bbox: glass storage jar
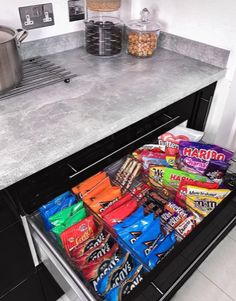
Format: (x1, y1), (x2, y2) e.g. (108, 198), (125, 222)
(86, 0), (121, 12)
(85, 16), (123, 56)
(126, 8), (160, 58)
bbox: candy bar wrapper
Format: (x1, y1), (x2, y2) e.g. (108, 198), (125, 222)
(70, 227), (107, 259)
(179, 141), (233, 175)
(167, 213), (185, 228)
(104, 265), (144, 301)
(100, 192), (132, 218)
(97, 252), (135, 296)
(74, 235), (116, 267)
(186, 186), (231, 200)
(186, 195), (223, 217)
(204, 160), (230, 184)
(81, 246), (121, 292)
(60, 216), (97, 254)
(175, 216), (196, 238)
(141, 194), (164, 217)
(164, 202), (188, 220)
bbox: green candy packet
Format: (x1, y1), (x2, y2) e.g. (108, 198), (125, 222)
(49, 201), (84, 227)
(52, 207), (87, 246)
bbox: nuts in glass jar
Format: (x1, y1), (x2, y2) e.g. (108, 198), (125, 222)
(128, 32), (158, 57)
(86, 0), (121, 12)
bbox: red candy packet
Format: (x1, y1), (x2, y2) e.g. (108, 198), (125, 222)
(100, 192), (132, 218)
(60, 216), (97, 254)
(175, 180), (219, 208)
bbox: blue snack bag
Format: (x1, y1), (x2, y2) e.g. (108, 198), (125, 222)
(97, 252), (135, 296)
(39, 191), (71, 214)
(132, 217), (163, 266)
(104, 265), (144, 301)
(114, 207), (145, 233)
(118, 213), (155, 247)
(148, 231), (176, 270)
(39, 193), (76, 230)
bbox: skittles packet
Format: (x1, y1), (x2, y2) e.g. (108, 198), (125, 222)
(179, 141), (233, 175)
(97, 252), (134, 296)
(60, 216), (97, 254)
(104, 265), (144, 301)
(81, 247), (121, 292)
(186, 195), (223, 217)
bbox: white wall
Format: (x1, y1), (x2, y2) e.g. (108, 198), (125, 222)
(0, 0), (86, 41)
(132, 0), (236, 150)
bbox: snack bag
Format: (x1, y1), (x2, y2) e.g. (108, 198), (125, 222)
(149, 166), (166, 187)
(74, 235), (117, 267)
(39, 193), (76, 230)
(114, 207), (145, 233)
(147, 231), (176, 269)
(104, 265), (144, 301)
(60, 216), (97, 254)
(133, 145), (164, 161)
(70, 227), (107, 259)
(100, 192), (133, 218)
(118, 213), (155, 247)
(88, 186), (122, 214)
(96, 252), (134, 296)
(132, 218), (163, 265)
(49, 201), (84, 227)
(175, 180), (219, 208)
(103, 198), (138, 227)
(179, 141), (233, 175)
(186, 195), (223, 217)
(72, 171), (107, 196)
(52, 207), (87, 245)
(186, 186), (231, 199)
(83, 177), (112, 206)
(81, 247), (121, 292)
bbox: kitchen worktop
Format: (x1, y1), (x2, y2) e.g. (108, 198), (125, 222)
(0, 46), (226, 190)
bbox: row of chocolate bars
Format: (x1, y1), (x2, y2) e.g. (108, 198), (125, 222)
(39, 126), (234, 301)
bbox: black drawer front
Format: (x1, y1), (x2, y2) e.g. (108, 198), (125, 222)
(0, 191), (19, 232)
(9, 92), (195, 215)
(0, 272), (45, 301)
(0, 222), (35, 297)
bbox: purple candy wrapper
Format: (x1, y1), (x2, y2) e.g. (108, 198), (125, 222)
(204, 160), (230, 184)
(179, 142), (233, 175)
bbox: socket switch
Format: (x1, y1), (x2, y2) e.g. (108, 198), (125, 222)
(19, 3), (55, 30)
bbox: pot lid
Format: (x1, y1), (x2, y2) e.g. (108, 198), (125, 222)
(0, 26), (15, 44)
(126, 8), (160, 32)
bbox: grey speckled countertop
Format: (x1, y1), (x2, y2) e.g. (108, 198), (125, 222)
(0, 47), (226, 190)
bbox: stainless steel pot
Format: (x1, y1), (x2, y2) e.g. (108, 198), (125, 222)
(0, 26), (28, 93)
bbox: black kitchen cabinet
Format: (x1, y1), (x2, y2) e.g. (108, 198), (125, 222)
(0, 191), (19, 232)
(0, 221), (35, 297)
(0, 272), (45, 301)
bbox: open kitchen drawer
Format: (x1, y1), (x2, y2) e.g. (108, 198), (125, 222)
(7, 82), (236, 300)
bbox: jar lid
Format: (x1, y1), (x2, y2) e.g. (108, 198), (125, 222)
(0, 26), (15, 44)
(126, 8), (160, 32)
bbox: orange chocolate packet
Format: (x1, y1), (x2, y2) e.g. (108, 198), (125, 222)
(72, 172), (107, 196)
(89, 186), (122, 214)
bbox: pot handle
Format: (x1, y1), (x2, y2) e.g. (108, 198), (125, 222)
(16, 28), (28, 47)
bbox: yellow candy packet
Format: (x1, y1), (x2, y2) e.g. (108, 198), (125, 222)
(186, 195), (223, 217)
(186, 186), (231, 199)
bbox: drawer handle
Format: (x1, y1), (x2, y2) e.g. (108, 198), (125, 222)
(69, 115), (180, 179)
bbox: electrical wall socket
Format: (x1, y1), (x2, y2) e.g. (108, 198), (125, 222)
(19, 3), (55, 30)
